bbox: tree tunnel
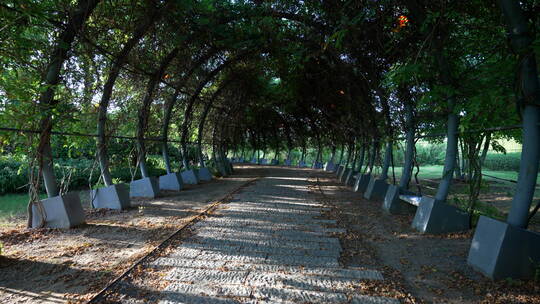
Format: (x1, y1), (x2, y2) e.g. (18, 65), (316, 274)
(1, 0), (539, 282)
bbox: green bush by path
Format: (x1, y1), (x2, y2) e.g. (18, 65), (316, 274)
(0, 155), (169, 195)
(391, 143), (446, 166)
(483, 152), (521, 171)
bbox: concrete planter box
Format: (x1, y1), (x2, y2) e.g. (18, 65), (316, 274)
(225, 161), (233, 175)
(382, 185), (417, 214)
(298, 160), (307, 168)
(411, 196), (470, 234)
(324, 162), (336, 172)
(353, 173), (371, 193)
(130, 177), (159, 198)
(216, 162), (229, 177)
(259, 159), (268, 165)
(32, 192), (85, 228)
(312, 162), (323, 169)
(181, 169), (199, 184)
(344, 170), (358, 186)
(468, 216), (540, 280)
(339, 168), (350, 183)
(198, 167), (213, 181)
(284, 159), (292, 166)
(159, 173), (184, 191)
(364, 177), (390, 200)
(91, 183), (130, 210)
(250, 158), (258, 164)
(270, 159), (279, 165)
(336, 165), (344, 177)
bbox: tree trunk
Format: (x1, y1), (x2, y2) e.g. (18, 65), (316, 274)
(344, 142), (352, 168)
(162, 91), (179, 174)
(367, 141), (376, 174)
(400, 100), (415, 189)
(136, 48), (178, 178)
(357, 142), (366, 173)
(479, 132), (491, 167)
(337, 143), (345, 165)
(41, 136), (59, 197)
(499, 0), (540, 228)
(455, 148), (462, 180)
(36, 0), (101, 200)
(380, 141), (392, 180)
(97, 2), (163, 186)
(433, 45), (460, 202)
(329, 145), (336, 163)
(350, 143), (358, 172)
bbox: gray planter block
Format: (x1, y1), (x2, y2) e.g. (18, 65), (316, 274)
(198, 167), (213, 181)
(284, 159), (292, 166)
(216, 161), (229, 177)
(259, 158), (268, 165)
(382, 185), (416, 214)
(181, 169), (200, 184)
(467, 216), (540, 280)
(324, 162), (336, 172)
(130, 177), (159, 198)
(338, 168), (351, 183)
(32, 192), (85, 228)
(270, 159), (279, 165)
(90, 183), (130, 210)
(339, 168), (351, 183)
(344, 170), (358, 186)
(226, 162), (234, 174)
(159, 173), (184, 191)
(250, 158), (258, 164)
(353, 174), (371, 193)
(298, 160), (307, 168)
(336, 165), (345, 177)
(411, 196), (470, 234)
(364, 177), (390, 200)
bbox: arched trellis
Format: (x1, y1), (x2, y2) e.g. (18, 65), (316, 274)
(2, 0), (537, 283)
(179, 51), (254, 169)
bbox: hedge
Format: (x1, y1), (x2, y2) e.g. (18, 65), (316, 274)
(0, 155), (168, 195)
(483, 152), (521, 171)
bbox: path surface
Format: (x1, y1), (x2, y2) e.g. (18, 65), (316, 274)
(151, 168), (398, 303)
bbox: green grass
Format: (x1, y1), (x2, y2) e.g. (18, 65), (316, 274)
(0, 193), (46, 218)
(387, 165), (540, 183)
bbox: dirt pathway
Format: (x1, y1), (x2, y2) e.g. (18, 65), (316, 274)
(311, 170), (540, 304)
(2, 166), (538, 304)
(0, 166), (268, 303)
(97, 166), (398, 303)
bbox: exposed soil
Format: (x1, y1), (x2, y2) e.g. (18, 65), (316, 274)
(0, 166), (268, 303)
(310, 170), (540, 304)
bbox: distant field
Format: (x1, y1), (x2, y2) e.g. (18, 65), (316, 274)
(386, 165), (539, 184)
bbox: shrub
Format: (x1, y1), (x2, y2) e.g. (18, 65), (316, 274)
(0, 154), (170, 195)
(483, 152), (521, 171)
(391, 142), (446, 166)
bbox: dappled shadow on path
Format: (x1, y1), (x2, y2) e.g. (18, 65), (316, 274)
(0, 256), (111, 303)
